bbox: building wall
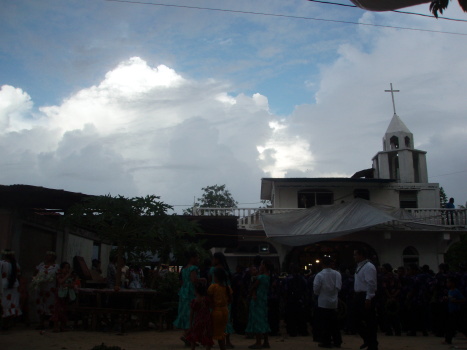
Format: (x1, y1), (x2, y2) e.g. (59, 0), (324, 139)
(64, 233), (94, 268)
(337, 230), (455, 269)
(0, 209), (14, 250)
(272, 181), (440, 209)
(100, 243), (113, 276)
(369, 188), (399, 207)
(19, 223), (58, 280)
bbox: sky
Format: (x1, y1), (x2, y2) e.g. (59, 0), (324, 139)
(1, 0), (466, 212)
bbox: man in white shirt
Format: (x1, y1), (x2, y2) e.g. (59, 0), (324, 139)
(313, 257), (342, 348)
(353, 248), (378, 350)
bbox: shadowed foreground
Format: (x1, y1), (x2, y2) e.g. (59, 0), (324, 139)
(2, 325), (467, 350)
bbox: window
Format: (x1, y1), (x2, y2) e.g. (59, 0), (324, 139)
(354, 189), (370, 200)
(298, 189), (333, 208)
(93, 242), (101, 260)
(390, 136), (399, 149)
(403, 246), (419, 267)
(404, 136), (411, 148)
(399, 190), (418, 208)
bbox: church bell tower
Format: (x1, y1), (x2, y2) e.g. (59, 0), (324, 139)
(372, 84), (428, 183)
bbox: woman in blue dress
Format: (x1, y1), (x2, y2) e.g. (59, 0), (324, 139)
(174, 251), (202, 345)
(208, 252), (235, 348)
(245, 259), (273, 349)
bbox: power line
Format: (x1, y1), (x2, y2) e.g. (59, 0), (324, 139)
(429, 169), (467, 179)
(103, 0), (467, 36)
(304, 0), (467, 22)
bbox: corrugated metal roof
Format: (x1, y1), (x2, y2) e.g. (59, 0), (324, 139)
(0, 184), (92, 210)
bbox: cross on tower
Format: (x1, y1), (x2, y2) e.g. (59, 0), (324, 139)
(385, 83), (400, 115)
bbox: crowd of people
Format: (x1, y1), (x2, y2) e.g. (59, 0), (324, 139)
(1, 247), (466, 350)
(173, 250), (467, 350)
(0, 250), (151, 332)
(1, 250), (83, 332)
(173, 252), (274, 350)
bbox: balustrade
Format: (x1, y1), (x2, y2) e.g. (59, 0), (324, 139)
(193, 207), (467, 231)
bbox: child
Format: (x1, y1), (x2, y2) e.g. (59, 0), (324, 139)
(51, 262), (80, 332)
(444, 277), (466, 345)
(245, 259), (272, 349)
(186, 283), (214, 350)
(208, 252), (235, 348)
(208, 268), (233, 350)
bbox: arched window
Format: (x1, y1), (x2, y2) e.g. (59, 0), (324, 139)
(390, 136), (399, 149)
(298, 189), (333, 208)
(404, 136), (411, 148)
(402, 246), (419, 267)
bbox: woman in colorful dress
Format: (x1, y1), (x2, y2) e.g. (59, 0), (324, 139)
(245, 259), (272, 349)
(208, 252), (235, 348)
(174, 251), (202, 345)
(208, 267), (233, 350)
(186, 282), (214, 350)
(1, 249), (22, 329)
(50, 261), (79, 332)
(32, 251), (59, 329)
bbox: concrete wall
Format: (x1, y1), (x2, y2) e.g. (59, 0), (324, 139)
(0, 209), (14, 251)
(63, 233), (94, 267)
(339, 230), (457, 269)
(272, 181), (439, 209)
(100, 243), (113, 276)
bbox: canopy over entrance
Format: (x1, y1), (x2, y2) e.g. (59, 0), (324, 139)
(260, 198), (427, 247)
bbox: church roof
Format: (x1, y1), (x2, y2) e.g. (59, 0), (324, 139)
(385, 113), (412, 134)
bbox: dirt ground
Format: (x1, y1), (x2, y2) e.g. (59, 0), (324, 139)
(2, 323), (467, 350)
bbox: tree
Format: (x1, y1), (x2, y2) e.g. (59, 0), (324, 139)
(183, 184), (238, 215)
(440, 186), (448, 208)
(198, 184), (238, 208)
(65, 194), (200, 287)
(445, 233), (467, 271)
(349, 0), (466, 18)
(430, 0), (467, 18)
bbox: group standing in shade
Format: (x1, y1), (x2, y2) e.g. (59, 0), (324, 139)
(174, 252), (274, 349)
(1, 249), (22, 329)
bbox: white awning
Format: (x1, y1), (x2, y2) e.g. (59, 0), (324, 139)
(260, 199), (418, 247)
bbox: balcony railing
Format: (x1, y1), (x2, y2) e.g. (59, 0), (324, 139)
(405, 208), (467, 227)
(193, 207), (467, 231)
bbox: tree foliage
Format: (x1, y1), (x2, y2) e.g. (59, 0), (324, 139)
(65, 194), (200, 267)
(440, 186), (448, 208)
(445, 233), (467, 271)
(198, 184), (238, 208)
(430, 0), (467, 18)
(183, 184), (238, 215)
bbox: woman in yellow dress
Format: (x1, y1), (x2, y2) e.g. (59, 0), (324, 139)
(208, 267), (233, 350)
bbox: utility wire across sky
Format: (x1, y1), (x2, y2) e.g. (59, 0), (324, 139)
(103, 0), (467, 36)
(305, 0), (467, 22)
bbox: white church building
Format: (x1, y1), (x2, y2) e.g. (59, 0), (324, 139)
(201, 90), (467, 272)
